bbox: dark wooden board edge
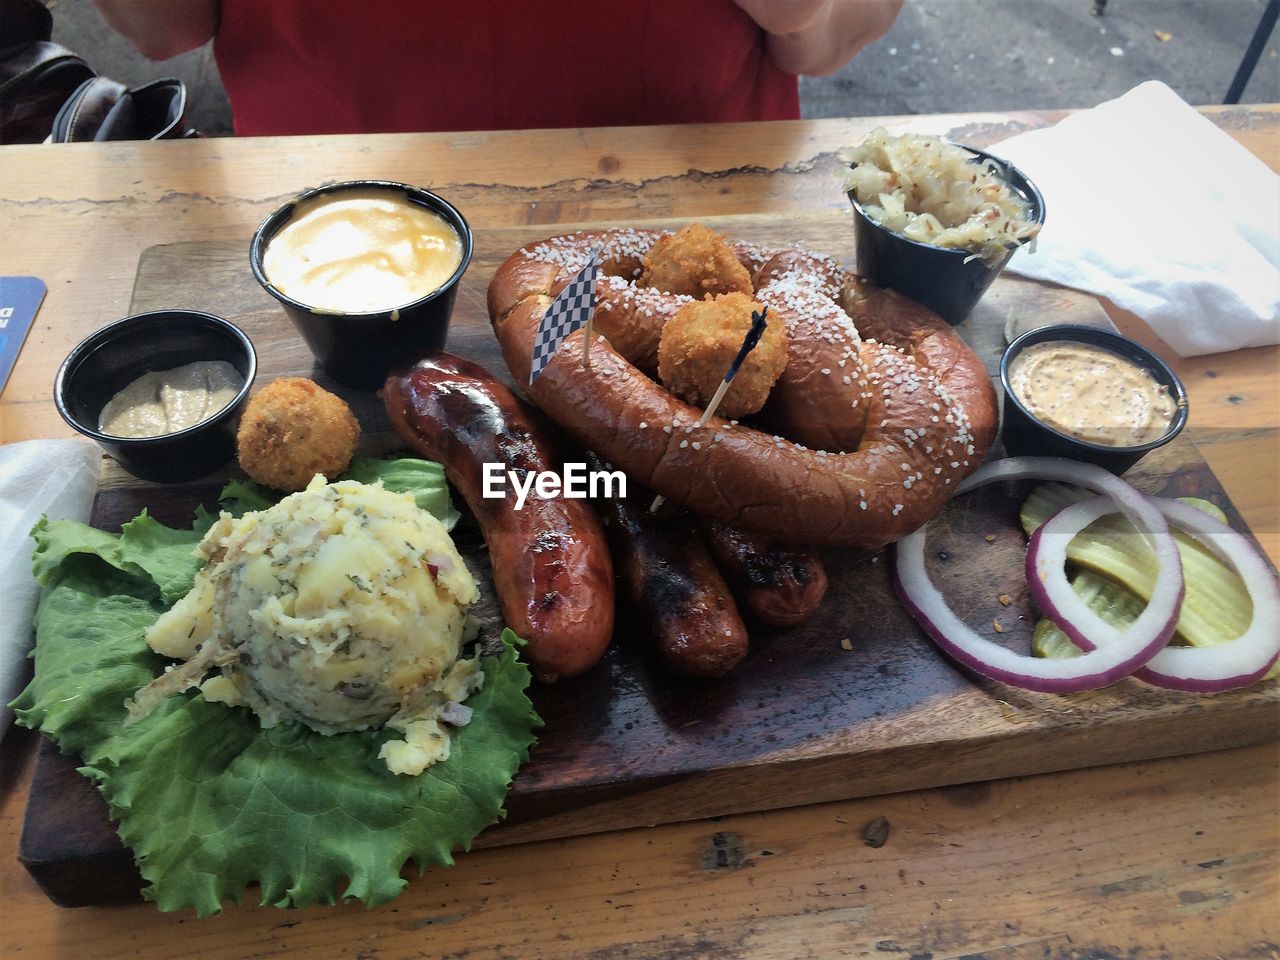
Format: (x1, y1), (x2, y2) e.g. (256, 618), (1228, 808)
(23, 689), (1280, 908)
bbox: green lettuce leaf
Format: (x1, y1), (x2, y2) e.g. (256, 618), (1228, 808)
(12, 459), (538, 916)
(220, 457), (460, 529)
(13, 559), (166, 760)
(214, 478), (276, 518)
(117, 509), (215, 604)
(30, 515), (134, 584)
(342, 457), (460, 529)
(31, 508), (213, 604)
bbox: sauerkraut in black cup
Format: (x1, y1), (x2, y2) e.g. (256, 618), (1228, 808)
(843, 130), (1045, 325)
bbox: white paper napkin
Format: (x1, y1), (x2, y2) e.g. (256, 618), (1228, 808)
(0, 439), (100, 734)
(993, 81), (1280, 357)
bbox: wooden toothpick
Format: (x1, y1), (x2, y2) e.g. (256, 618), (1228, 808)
(649, 307), (768, 513)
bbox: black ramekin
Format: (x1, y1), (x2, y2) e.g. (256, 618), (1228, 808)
(250, 180), (473, 390)
(999, 324), (1189, 474)
(55, 310), (257, 482)
(848, 143), (1045, 325)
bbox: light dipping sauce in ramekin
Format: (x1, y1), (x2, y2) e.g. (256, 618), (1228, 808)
(98, 360), (244, 438)
(1007, 340), (1177, 447)
(262, 188), (463, 314)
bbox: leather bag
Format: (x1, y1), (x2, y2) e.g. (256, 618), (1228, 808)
(48, 75), (192, 142)
(0, 0), (195, 143)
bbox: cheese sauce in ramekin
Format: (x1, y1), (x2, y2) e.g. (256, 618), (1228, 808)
(262, 188), (463, 314)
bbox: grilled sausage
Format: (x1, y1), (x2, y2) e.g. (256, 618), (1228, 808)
(701, 521), (828, 627)
(600, 487), (749, 679)
(384, 352), (614, 682)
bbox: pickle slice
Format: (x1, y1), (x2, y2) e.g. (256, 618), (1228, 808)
(1030, 569), (1153, 658)
(1021, 484), (1276, 680)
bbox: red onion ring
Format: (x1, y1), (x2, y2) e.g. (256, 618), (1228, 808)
(1038, 496), (1279, 692)
(894, 457), (1182, 692)
(1026, 494), (1184, 663)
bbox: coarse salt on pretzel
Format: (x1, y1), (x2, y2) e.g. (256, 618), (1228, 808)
(487, 228), (998, 550)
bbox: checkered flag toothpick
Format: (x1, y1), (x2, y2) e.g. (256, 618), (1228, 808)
(529, 247), (600, 385)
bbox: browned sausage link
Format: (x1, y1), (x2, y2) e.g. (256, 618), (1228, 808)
(599, 487), (749, 679)
(701, 520), (828, 627)
(383, 352), (614, 682)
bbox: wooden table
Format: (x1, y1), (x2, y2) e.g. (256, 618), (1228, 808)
(1, 109), (1277, 960)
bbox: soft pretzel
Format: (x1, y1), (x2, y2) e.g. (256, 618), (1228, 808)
(487, 229), (998, 550)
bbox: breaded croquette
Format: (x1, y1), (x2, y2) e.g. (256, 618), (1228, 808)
(236, 377), (359, 492)
(657, 292), (788, 419)
(640, 224), (753, 299)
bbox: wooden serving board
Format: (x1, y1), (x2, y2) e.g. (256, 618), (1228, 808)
(20, 213), (1279, 907)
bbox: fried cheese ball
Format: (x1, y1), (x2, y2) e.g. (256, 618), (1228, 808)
(236, 377), (359, 492)
(640, 223), (753, 299)
(657, 292), (788, 419)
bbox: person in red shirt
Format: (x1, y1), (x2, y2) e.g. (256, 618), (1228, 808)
(90, 0), (903, 135)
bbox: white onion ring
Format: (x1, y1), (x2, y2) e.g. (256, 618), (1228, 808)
(893, 457), (1182, 692)
(1039, 496), (1279, 692)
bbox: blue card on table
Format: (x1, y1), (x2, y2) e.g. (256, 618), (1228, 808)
(0, 276), (47, 395)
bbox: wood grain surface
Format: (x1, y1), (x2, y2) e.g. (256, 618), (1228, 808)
(4, 720), (1276, 960)
(2, 109), (1278, 959)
